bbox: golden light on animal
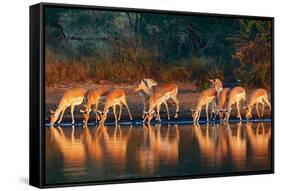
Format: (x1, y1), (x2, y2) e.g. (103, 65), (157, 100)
(191, 88), (217, 122)
(143, 83), (179, 124)
(97, 89), (132, 124)
(213, 88), (230, 121)
(224, 87), (246, 121)
(79, 87), (108, 125)
(134, 78), (158, 119)
(50, 88), (87, 126)
(245, 89), (271, 120)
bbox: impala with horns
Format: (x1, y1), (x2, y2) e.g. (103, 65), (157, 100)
(134, 78), (158, 119)
(245, 88), (271, 120)
(50, 88), (87, 126)
(213, 88), (230, 121)
(191, 87), (217, 123)
(97, 89), (132, 124)
(224, 86), (246, 121)
(143, 83), (179, 124)
(79, 87), (108, 125)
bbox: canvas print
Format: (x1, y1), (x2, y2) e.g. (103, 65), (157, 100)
(44, 6), (273, 185)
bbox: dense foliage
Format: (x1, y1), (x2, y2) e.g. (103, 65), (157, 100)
(45, 7), (272, 89)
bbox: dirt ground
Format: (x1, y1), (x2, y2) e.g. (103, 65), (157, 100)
(45, 82), (272, 124)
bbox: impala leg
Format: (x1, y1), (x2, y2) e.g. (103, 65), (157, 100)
(143, 113), (148, 123)
(263, 98), (271, 111)
(213, 112), (217, 121)
(58, 107), (66, 124)
(261, 102), (265, 117)
(112, 105), (118, 123)
(236, 101), (241, 120)
(210, 102), (215, 119)
(157, 104), (161, 122)
(118, 104), (123, 121)
(197, 109), (201, 122)
(142, 96), (146, 119)
(70, 104), (75, 124)
(122, 100), (133, 120)
(95, 101), (99, 122)
(206, 103), (209, 121)
(171, 95), (179, 118)
(163, 101), (170, 120)
(256, 103), (260, 118)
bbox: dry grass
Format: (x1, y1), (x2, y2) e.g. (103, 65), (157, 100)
(45, 50), (92, 86)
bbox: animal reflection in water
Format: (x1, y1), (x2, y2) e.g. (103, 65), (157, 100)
(49, 124), (132, 173)
(192, 122), (271, 170)
(49, 126), (87, 171)
(246, 122), (271, 166)
(49, 124), (180, 175)
(48, 122), (270, 177)
(136, 124), (180, 175)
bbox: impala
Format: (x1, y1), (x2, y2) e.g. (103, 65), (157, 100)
(50, 87), (87, 126)
(80, 87), (108, 125)
(97, 89), (132, 124)
(191, 87), (217, 122)
(208, 78), (223, 93)
(213, 88), (230, 121)
(224, 86), (246, 121)
(245, 88), (271, 120)
(134, 78), (158, 118)
(208, 78), (224, 116)
(143, 83), (179, 124)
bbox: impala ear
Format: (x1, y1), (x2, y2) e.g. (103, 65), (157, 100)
(50, 110), (55, 114)
(242, 106), (247, 110)
(88, 108), (92, 113)
(80, 109), (84, 113)
(96, 110), (102, 114)
(208, 79), (214, 83)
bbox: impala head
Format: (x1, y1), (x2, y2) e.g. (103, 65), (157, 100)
(134, 80), (145, 92)
(208, 78), (223, 92)
(223, 108), (232, 121)
(218, 109), (225, 121)
(245, 105), (253, 120)
(96, 110), (109, 124)
(50, 110), (59, 126)
(134, 79), (158, 92)
(143, 78), (158, 88)
(80, 106), (92, 124)
(191, 108), (199, 122)
(143, 110), (155, 124)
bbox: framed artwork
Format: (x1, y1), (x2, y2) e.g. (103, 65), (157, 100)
(30, 2), (274, 188)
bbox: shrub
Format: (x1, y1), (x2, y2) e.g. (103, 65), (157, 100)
(188, 57), (224, 90)
(45, 50), (91, 86)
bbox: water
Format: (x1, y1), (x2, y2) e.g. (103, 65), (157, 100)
(45, 122), (272, 185)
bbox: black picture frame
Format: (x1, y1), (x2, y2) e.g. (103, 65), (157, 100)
(30, 2), (274, 188)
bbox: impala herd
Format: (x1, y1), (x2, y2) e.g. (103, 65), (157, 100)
(49, 78), (271, 127)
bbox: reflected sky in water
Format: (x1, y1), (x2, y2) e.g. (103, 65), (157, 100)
(45, 122), (272, 185)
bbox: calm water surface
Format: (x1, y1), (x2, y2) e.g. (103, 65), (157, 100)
(45, 122), (272, 184)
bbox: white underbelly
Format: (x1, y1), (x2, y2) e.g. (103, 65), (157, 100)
(68, 97), (84, 106)
(207, 96), (215, 103)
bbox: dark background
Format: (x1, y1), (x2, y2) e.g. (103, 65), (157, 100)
(45, 7), (272, 90)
